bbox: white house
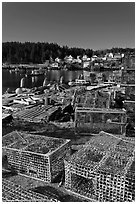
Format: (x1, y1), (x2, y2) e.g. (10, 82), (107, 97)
(64, 55), (73, 63)
(113, 53), (122, 59)
(82, 55), (91, 62)
(91, 55), (98, 62)
(55, 57), (61, 63)
(83, 61), (91, 68)
(72, 56), (82, 63)
(108, 53), (113, 58)
(50, 62), (59, 68)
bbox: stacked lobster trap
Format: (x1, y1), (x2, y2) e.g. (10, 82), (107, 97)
(74, 87), (115, 109)
(73, 84), (128, 136)
(120, 84), (135, 101)
(75, 107), (127, 135)
(65, 132), (135, 202)
(121, 69), (135, 85)
(2, 179), (52, 202)
(2, 131), (70, 183)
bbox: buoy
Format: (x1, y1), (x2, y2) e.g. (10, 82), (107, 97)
(43, 78), (47, 86)
(20, 77), (25, 88)
(60, 76), (63, 84)
(5, 88), (10, 94)
(15, 88), (23, 95)
(32, 76), (35, 84)
(44, 96), (48, 106)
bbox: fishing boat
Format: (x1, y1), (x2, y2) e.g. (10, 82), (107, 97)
(68, 79), (90, 86)
(68, 72), (90, 86)
(25, 69), (45, 77)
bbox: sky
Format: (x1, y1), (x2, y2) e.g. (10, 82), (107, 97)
(2, 2), (135, 50)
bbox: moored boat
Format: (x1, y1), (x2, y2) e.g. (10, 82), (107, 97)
(25, 69), (45, 77)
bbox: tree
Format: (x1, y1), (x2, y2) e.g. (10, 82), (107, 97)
(2, 42), (134, 64)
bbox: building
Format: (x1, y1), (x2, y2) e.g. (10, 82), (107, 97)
(105, 53), (114, 61)
(76, 56), (82, 63)
(113, 53), (122, 60)
(82, 55), (90, 61)
(65, 132), (135, 202)
(50, 62), (59, 69)
(64, 55), (73, 63)
(2, 131), (70, 183)
(83, 61), (91, 68)
(91, 55), (98, 62)
(55, 57), (61, 63)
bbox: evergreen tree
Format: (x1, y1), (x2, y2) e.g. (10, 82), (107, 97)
(2, 42), (134, 64)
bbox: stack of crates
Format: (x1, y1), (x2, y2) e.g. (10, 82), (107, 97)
(124, 159), (135, 201)
(120, 84), (135, 101)
(121, 69), (135, 84)
(113, 70), (122, 84)
(2, 131), (70, 182)
(75, 91), (96, 108)
(75, 107), (127, 135)
(75, 88), (114, 109)
(2, 179), (52, 202)
(95, 139), (135, 202)
(94, 90), (111, 108)
(65, 132), (135, 202)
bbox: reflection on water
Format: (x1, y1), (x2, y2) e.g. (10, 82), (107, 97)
(47, 70), (61, 82)
(31, 76), (38, 85)
(2, 69), (111, 94)
(2, 69), (83, 93)
(43, 77), (48, 86)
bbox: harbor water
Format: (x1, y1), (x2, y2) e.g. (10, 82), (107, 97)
(2, 69), (83, 93)
(2, 69), (111, 94)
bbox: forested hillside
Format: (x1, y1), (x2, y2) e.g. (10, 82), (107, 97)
(2, 41), (134, 64)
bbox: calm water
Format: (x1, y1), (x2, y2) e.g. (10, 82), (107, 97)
(2, 69), (84, 93)
(2, 69), (112, 94)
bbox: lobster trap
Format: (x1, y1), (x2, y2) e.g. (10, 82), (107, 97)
(2, 179), (52, 202)
(121, 84), (135, 101)
(75, 107), (127, 135)
(65, 132), (135, 202)
(121, 69), (135, 84)
(74, 87), (116, 109)
(2, 131), (70, 183)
